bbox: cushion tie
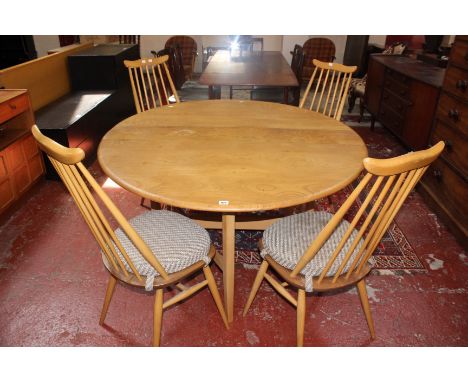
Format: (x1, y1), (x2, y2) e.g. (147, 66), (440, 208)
(145, 275), (155, 292)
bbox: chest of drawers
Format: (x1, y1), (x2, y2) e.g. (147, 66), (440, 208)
(366, 55), (445, 150)
(419, 36), (468, 248)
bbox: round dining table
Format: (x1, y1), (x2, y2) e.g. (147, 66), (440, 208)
(98, 100), (368, 322)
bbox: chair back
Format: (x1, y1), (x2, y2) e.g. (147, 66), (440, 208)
(302, 37), (336, 82)
(165, 36), (197, 75)
(290, 44), (305, 83)
(30, 125), (170, 282)
(119, 35), (140, 45)
(124, 56), (180, 114)
(299, 59), (357, 120)
(290, 142), (445, 286)
(155, 47), (186, 90)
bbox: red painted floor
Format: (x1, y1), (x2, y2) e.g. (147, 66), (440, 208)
(0, 124), (466, 347)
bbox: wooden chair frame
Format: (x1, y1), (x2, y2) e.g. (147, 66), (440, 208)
(124, 56), (180, 114)
(31, 125), (228, 346)
(119, 35), (140, 45)
(299, 59), (357, 121)
(165, 36), (198, 80)
(243, 142), (445, 346)
(124, 56), (180, 208)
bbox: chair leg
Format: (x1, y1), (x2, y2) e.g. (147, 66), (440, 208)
(297, 289), (306, 347)
(358, 96), (365, 123)
(203, 266), (229, 329)
(153, 289), (164, 346)
(229, 86), (233, 99)
(348, 89), (356, 113)
(99, 274), (117, 325)
(243, 260), (269, 316)
(356, 279), (376, 339)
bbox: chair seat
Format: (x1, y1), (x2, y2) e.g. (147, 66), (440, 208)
(261, 211), (365, 292)
(114, 210), (211, 290)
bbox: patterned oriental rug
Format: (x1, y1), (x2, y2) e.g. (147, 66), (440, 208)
(206, 188), (425, 274)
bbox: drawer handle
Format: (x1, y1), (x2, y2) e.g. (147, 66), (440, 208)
(9, 103), (17, 110)
(448, 109), (460, 121)
(433, 169), (442, 182)
(456, 79), (467, 91)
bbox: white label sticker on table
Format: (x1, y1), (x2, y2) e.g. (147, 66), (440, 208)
(218, 200), (230, 205)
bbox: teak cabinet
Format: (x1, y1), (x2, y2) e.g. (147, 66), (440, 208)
(419, 36), (468, 248)
(0, 90), (44, 215)
(366, 55), (445, 150)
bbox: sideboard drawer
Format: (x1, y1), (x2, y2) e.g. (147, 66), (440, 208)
(422, 159), (468, 231)
(384, 76), (411, 99)
(378, 104), (404, 136)
(443, 65), (468, 101)
(0, 93), (29, 125)
(450, 40), (468, 71)
(381, 89), (410, 115)
(431, 119), (468, 176)
(436, 92), (468, 133)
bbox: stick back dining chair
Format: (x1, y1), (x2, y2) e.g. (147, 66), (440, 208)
(243, 142), (445, 346)
(31, 125), (228, 346)
(119, 35), (140, 46)
(299, 59), (357, 121)
(124, 55), (180, 114)
(124, 56), (180, 208)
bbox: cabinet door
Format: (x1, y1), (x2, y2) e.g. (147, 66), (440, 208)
(6, 140), (26, 172)
(0, 152), (9, 182)
(12, 165), (31, 195)
(22, 134), (40, 159)
(5, 140), (31, 196)
(0, 151), (15, 211)
(28, 154), (44, 183)
(0, 178), (15, 211)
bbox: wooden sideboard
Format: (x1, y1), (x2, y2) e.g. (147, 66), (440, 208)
(0, 90), (44, 215)
(366, 54), (445, 150)
(419, 36), (468, 248)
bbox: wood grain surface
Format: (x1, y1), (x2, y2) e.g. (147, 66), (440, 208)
(199, 50), (298, 87)
(98, 100), (368, 212)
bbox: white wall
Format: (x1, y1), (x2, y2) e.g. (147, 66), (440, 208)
(33, 35), (60, 57)
(369, 35), (386, 47)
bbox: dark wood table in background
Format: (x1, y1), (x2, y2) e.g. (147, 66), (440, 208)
(199, 50), (298, 103)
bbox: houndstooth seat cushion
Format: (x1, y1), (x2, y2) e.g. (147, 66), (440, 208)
(261, 211), (364, 292)
(113, 210), (211, 291)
